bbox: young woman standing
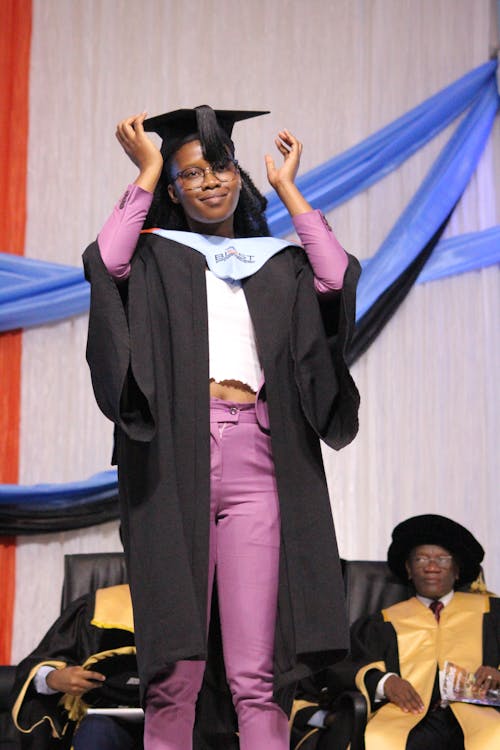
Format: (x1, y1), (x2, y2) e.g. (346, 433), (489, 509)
(84, 106), (360, 750)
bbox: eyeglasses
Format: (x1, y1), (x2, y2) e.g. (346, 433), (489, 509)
(411, 555), (454, 569)
(173, 159), (239, 190)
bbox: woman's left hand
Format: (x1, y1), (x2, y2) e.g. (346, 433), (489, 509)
(265, 130), (303, 190)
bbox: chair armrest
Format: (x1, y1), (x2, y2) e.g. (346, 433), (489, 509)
(333, 690), (367, 750)
(323, 690), (367, 750)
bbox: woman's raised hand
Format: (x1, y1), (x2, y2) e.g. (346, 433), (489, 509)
(265, 129), (303, 190)
(265, 130), (311, 216)
(116, 112), (163, 191)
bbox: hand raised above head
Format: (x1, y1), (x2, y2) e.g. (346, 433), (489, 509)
(265, 129), (303, 190)
(264, 129), (312, 216)
(115, 112), (163, 182)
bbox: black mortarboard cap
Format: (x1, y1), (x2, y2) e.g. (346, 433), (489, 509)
(143, 105), (269, 164)
(144, 106), (269, 141)
(83, 652), (140, 708)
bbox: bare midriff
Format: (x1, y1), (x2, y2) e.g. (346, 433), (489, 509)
(209, 379), (257, 403)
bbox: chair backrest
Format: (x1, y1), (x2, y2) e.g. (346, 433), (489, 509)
(340, 559), (485, 626)
(61, 552), (127, 611)
(341, 560), (413, 626)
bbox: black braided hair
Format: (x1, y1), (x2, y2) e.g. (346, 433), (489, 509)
(143, 106), (270, 237)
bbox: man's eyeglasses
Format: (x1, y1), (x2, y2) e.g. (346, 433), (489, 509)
(411, 555), (454, 569)
(174, 159), (239, 190)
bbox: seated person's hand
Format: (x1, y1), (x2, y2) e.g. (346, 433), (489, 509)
(474, 666), (500, 691)
(45, 665), (106, 697)
(383, 674), (424, 714)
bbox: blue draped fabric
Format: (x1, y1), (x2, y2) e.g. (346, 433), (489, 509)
(415, 226), (500, 284)
(265, 60), (498, 236)
(0, 253), (89, 332)
(0, 470), (117, 505)
(356, 75), (499, 318)
(0, 61), (498, 516)
(2, 221), (498, 334)
(0, 470), (120, 533)
(0, 61), (498, 333)
(354, 226), (500, 284)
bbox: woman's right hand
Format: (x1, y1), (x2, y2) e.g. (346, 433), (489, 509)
(116, 112), (163, 191)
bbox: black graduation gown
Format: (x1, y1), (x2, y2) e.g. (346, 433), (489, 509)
(82, 233), (361, 724)
(11, 587), (137, 750)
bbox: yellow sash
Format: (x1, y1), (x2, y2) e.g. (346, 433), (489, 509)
(90, 584), (134, 632)
(363, 594), (500, 750)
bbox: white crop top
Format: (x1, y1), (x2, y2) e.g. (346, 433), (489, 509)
(205, 270), (261, 392)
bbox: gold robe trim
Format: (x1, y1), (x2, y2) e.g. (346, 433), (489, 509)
(12, 659), (69, 737)
(354, 660), (386, 720)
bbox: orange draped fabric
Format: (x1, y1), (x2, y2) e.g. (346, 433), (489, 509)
(0, 0), (32, 664)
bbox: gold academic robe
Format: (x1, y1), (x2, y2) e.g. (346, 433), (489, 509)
(353, 593), (500, 750)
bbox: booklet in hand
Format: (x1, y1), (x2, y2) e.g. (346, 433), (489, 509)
(440, 661), (500, 707)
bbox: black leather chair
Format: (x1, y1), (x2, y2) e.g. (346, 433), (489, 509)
(60, 551), (127, 610)
(341, 560), (412, 627)
(0, 665), (19, 749)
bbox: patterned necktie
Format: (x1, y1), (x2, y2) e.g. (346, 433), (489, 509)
(429, 600), (444, 622)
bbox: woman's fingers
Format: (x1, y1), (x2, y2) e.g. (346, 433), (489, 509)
(276, 129), (303, 156)
(114, 112), (162, 173)
(116, 112), (147, 144)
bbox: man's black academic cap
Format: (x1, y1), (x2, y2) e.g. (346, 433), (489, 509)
(387, 514), (484, 586)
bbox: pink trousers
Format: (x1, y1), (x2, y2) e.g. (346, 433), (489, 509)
(144, 399), (290, 750)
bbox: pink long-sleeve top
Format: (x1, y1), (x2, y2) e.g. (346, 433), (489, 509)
(97, 184), (348, 293)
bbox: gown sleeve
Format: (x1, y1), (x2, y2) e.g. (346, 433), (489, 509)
(291, 248), (361, 450)
(82, 241), (156, 442)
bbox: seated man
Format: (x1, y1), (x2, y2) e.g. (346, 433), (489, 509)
(350, 514), (499, 750)
(11, 583), (143, 750)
